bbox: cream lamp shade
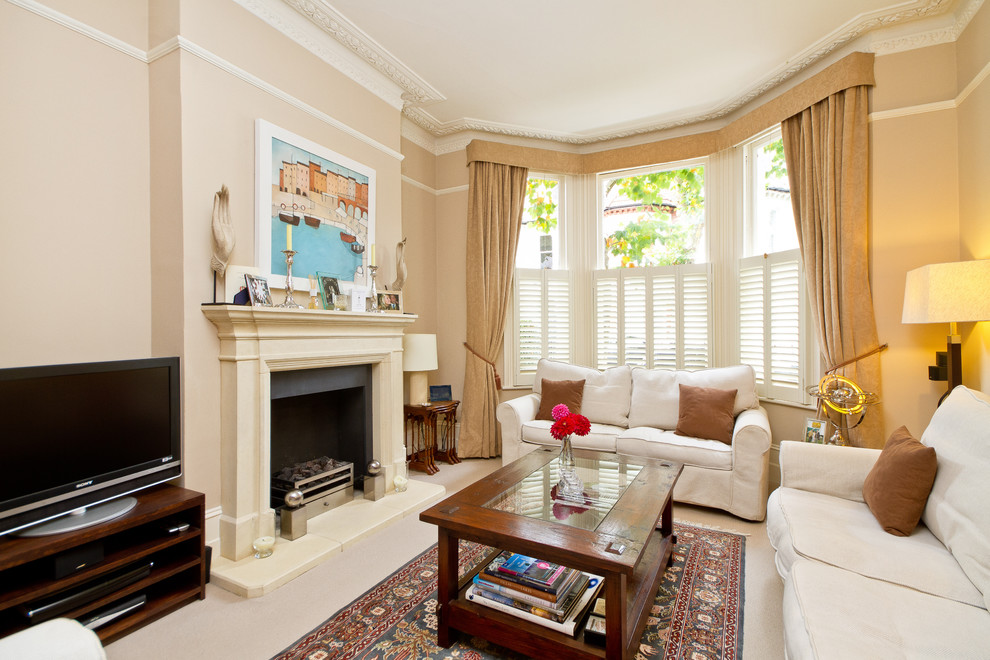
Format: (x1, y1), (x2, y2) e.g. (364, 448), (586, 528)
(902, 259), (990, 403)
(402, 334), (438, 405)
(902, 259), (990, 325)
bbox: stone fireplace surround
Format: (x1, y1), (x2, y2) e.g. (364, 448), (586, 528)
(202, 305), (442, 595)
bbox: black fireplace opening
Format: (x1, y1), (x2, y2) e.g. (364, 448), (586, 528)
(269, 365), (373, 483)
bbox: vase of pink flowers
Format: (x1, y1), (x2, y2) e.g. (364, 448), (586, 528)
(550, 404), (591, 501)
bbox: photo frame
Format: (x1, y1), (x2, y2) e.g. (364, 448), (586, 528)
(377, 290), (402, 313)
(804, 417), (826, 444)
(316, 272), (340, 310)
(244, 274), (273, 307)
(429, 385), (453, 403)
(255, 119), (376, 293)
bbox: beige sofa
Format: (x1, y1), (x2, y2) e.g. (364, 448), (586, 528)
(767, 386), (990, 658)
(496, 359), (772, 521)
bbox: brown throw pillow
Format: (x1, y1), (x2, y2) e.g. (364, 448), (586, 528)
(536, 379), (585, 420)
(674, 384), (737, 445)
(863, 426), (937, 536)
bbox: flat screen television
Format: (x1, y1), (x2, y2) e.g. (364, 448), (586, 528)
(0, 357), (181, 537)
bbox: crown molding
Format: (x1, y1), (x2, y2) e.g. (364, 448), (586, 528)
(870, 0), (983, 54)
(314, 0), (971, 146)
(278, 0), (444, 107)
(233, 0), (406, 110)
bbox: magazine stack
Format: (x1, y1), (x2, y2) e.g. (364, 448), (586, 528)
(466, 551), (603, 636)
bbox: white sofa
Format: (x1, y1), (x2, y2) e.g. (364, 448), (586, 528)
(767, 386), (990, 659)
(0, 618), (106, 659)
(496, 359), (772, 521)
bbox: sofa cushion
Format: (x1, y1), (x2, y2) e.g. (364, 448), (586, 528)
(920, 386), (990, 610)
(862, 426), (937, 536)
(521, 420), (622, 452)
(674, 384), (736, 445)
(768, 487), (984, 608)
(534, 360), (631, 427)
(535, 378), (585, 420)
(617, 427), (733, 469)
(784, 559), (990, 660)
(628, 365), (758, 430)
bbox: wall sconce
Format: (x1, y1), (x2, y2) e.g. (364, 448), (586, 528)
(902, 259), (990, 404)
(402, 334), (438, 406)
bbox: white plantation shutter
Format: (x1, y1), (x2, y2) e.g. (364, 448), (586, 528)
(593, 265), (711, 371)
(738, 249), (807, 402)
(623, 276), (648, 366)
(738, 263), (766, 383)
(595, 276), (620, 368)
(652, 274), (677, 369)
(681, 270), (710, 369)
(511, 269), (571, 387)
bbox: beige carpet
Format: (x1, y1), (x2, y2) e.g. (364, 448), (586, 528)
(104, 459), (784, 659)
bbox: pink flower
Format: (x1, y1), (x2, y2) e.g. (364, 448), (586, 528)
(551, 404), (570, 421)
(550, 412), (591, 440)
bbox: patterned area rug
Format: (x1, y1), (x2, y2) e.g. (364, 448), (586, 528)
(274, 523), (744, 660)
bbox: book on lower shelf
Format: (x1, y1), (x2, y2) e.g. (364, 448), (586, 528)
(466, 572), (603, 637)
(472, 572), (588, 619)
(481, 551), (575, 598)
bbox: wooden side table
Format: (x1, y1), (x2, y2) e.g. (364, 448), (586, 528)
(432, 400), (460, 464)
(404, 400), (460, 474)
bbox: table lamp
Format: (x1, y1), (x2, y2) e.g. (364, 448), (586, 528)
(902, 259), (990, 404)
(403, 333), (438, 405)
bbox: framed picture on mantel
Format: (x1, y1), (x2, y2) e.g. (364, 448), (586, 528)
(255, 119), (376, 294)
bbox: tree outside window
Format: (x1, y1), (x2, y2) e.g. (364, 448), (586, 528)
(601, 166), (705, 268)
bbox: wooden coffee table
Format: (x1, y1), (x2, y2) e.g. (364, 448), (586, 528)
(419, 447), (682, 660)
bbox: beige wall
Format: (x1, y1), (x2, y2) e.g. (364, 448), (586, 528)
(956, 2), (990, 387)
(0, 2), (152, 366)
(871, 2), (990, 436)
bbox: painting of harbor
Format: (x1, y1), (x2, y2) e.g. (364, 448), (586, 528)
(256, 120), (375, 289)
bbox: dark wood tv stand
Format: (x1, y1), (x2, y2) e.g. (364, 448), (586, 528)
(0, 484), (206, 644)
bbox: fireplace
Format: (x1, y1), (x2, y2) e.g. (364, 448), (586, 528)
(202, 306), (416, 562)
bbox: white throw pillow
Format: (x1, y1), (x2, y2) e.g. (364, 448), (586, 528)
(534, 359), (631, 427)
(920, 386), (990, 611)
(628, 365), (759, 430)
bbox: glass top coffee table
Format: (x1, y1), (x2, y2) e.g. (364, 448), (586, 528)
(419, 447), (682, 660)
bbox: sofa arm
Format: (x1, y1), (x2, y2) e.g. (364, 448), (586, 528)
(497, 393), (541, 465)
(779, 441), (881, 502)
(727, 407), (773, 520)
(0, 618), (106, 659)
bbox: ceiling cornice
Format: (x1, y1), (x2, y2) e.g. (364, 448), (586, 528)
(279, 0), (445, 107)
(257, 0), (980, 152)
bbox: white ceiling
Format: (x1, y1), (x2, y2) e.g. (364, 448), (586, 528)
(259, 0), (979, 146)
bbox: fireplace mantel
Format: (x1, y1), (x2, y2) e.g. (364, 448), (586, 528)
(203, 305), (416, 562)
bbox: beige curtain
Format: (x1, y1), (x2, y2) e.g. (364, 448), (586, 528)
(782, 85), (885, 448)
(460, 161), (528, 457)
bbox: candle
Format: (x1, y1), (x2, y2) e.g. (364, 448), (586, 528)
(286, 224), (292, 251)
(252, 535), (275, 558)
(370, 243), (376, 267)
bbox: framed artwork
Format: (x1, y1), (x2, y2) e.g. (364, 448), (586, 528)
(804, 417), (826, 444)
(377, 290), (402, 313)
(244, 274), (273, 307)
(255, 119), (376, 293)
(316, 272), (340, 310)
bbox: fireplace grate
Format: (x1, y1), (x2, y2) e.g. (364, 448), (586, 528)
(271, 456), (353, 508)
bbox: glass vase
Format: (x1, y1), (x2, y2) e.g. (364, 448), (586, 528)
(557, 435), (583, 501)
